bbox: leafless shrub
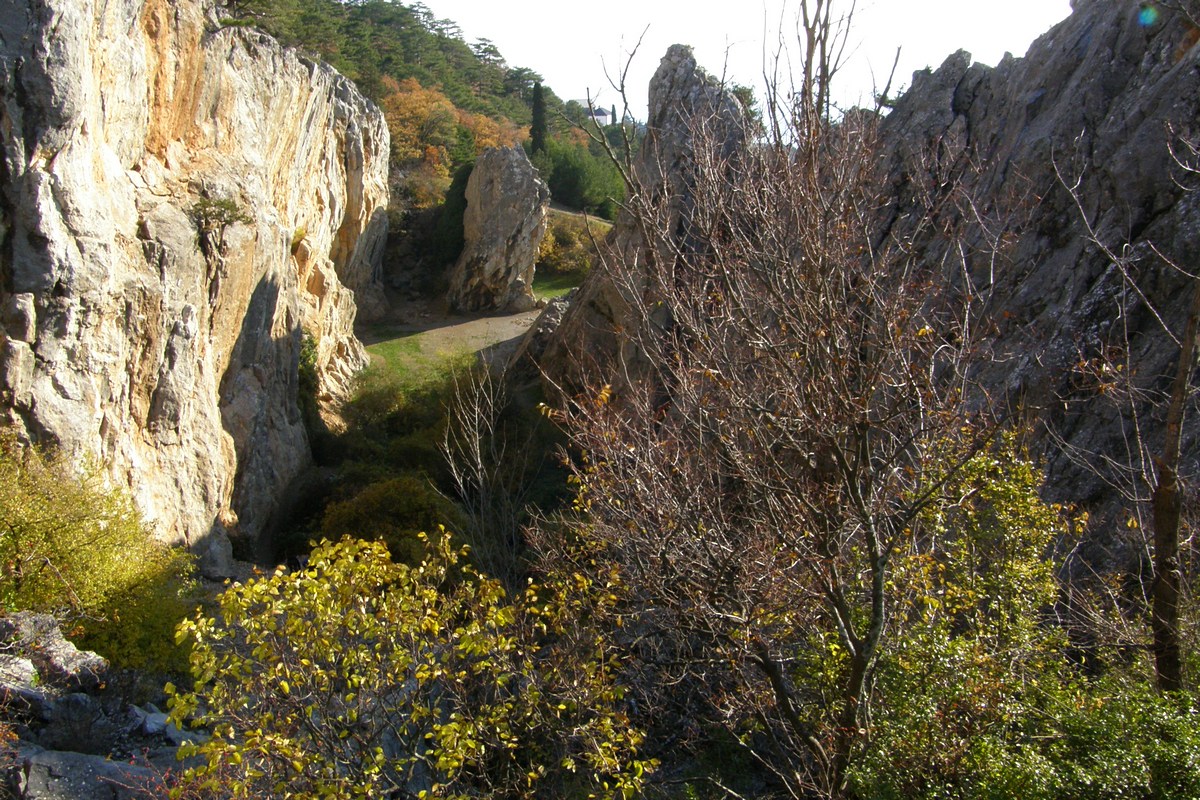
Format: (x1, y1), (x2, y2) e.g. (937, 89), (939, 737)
(531, 4), (1010, 795)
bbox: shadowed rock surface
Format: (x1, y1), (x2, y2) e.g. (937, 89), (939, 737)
(526, 5), (1200, 564)
(877, 0), (1200, 562)
(518, 44), (746, 390)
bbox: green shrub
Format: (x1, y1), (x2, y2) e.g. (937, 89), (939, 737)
(847, 442), (1200, 799)
(429, 161), (473, 272)
(289, 225), (307, 253)
(169, 534), (652, 799)
(531, 137), (624, 220)
(297, 332), (318, 409)
(0, 433), (195, 672)
(536, 214), (605, 278)
(320, 473), (460, 564)
(190, 196), (251, 234)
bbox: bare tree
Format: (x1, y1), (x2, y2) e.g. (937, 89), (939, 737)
(1055, 130), (1200, 692)
(440, 367), (535, 592)
(532, 5), (1001, 796)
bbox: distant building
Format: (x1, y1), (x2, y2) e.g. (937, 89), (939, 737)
(572, 101), (611, 126)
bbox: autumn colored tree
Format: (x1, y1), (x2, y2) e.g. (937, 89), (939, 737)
(456, 109), (524, 155)
(380, 76), (457, 165)
(168, 534), (652, 799)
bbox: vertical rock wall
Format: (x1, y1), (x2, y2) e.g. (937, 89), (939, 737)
(0, 0), (390, 574)
(875, 1), (1200, 560)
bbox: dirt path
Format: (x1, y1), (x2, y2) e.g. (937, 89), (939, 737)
(358, 297), (542, 365)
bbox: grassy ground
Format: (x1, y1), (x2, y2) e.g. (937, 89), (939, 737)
(358, 204), (612, 384)
(362, 329), (468, 389)
(533, 270), (585, 300)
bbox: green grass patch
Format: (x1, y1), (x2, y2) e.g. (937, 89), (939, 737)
(363, 330), (470, 389)
(533, 269), (586, 300)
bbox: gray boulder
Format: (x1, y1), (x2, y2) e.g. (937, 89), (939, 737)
(6, 745), (159, 800)
(0, 614), (107, 694)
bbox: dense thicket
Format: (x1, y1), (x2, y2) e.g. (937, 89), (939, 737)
(521, 5), (1200, 798)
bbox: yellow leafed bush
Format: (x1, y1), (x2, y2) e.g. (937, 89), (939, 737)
(0, 432), (195, 671)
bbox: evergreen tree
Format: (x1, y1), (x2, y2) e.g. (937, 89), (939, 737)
(531, 82), (548, 155)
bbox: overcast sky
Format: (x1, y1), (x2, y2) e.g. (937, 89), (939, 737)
(417, 0), (1074, 118)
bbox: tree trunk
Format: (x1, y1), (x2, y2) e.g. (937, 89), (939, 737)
(1151, 278), (1200, 692)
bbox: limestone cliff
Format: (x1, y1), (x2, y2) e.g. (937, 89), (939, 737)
(0, 0), (390, 574)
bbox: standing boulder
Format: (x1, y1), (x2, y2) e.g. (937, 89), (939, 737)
(447, 147), (550, 313)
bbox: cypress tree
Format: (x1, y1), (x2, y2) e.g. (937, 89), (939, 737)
(531, 82), (547, 155)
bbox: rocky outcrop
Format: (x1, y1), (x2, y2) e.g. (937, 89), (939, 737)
(0, 0), (389, 573)
(529, 8), (1200, 562)
(874, 1), (1200, 559)
(0, 614), (181, 798)
(0, 614), (108, 697)
(520, 44), (746, 389)
(447, 146), (549, 313)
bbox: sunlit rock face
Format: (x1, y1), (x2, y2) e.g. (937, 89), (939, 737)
(0, 0), (389, 575)
(447, 146), (549, 314)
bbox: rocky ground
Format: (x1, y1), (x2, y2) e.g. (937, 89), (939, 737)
(0, 614), (190, 799)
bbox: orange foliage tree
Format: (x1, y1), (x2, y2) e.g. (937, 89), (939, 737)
(379, 76), (458, 164)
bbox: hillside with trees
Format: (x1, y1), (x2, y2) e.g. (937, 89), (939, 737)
(220, 0), (627, 223)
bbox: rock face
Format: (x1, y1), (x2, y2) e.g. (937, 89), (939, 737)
(874, 1), (1200, 557)
(521, 44), (745, 389)
(0, 0), (390, 573)
(8, 747), (160, 800)
(447, 146), (549, 313)
(530, 9), (1200, 561)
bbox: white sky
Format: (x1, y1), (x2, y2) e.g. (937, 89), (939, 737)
(417, 0), (1074, 118)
